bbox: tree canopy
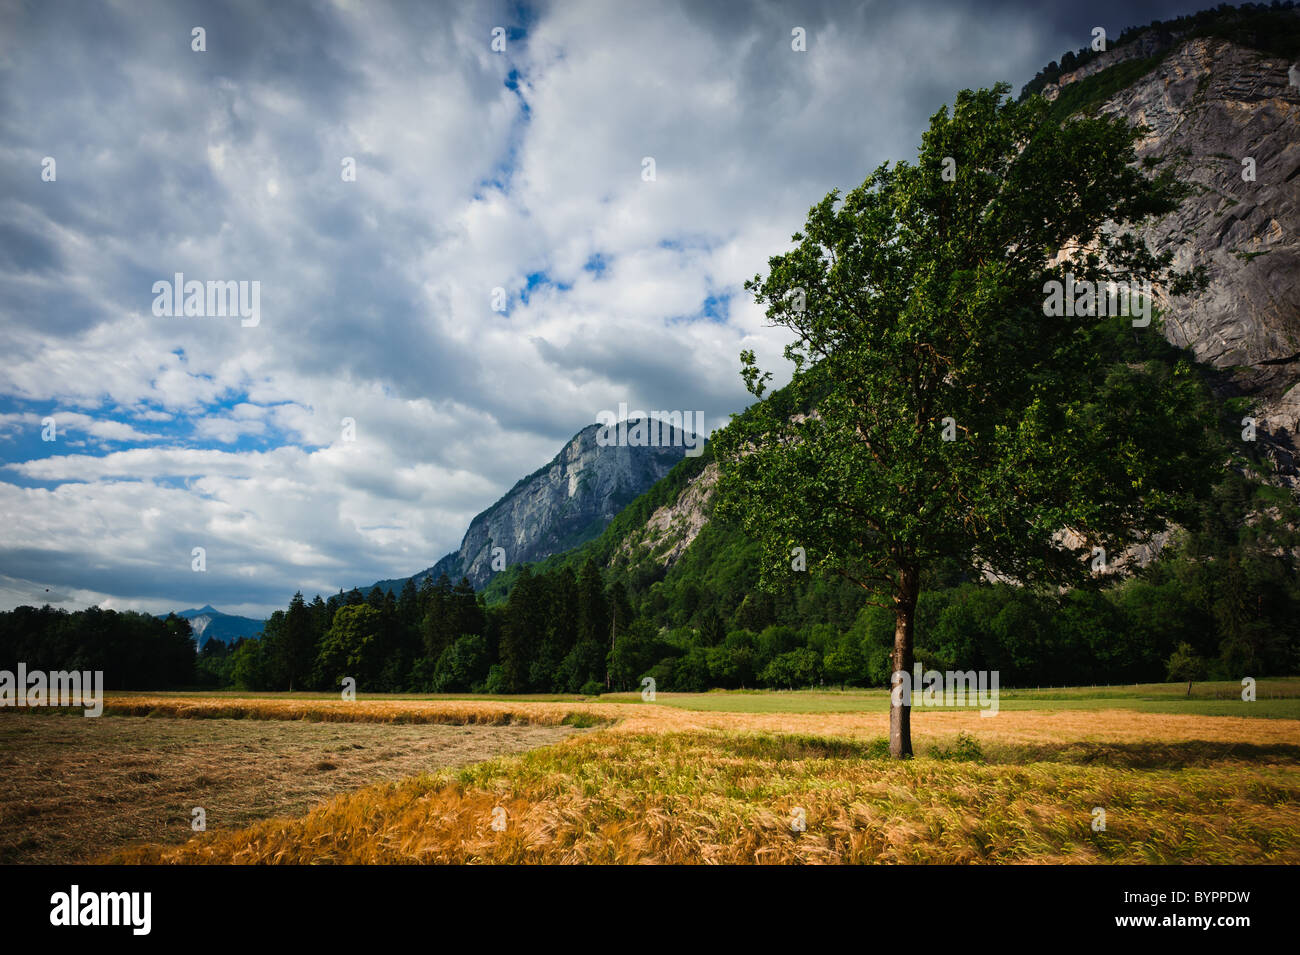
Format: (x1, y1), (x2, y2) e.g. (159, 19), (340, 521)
(715, 83), (1221, 756)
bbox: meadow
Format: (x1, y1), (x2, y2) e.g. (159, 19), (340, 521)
(3, 680), (1297, 864)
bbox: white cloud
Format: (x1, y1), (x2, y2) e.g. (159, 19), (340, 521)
(0, 0), (1088, 614)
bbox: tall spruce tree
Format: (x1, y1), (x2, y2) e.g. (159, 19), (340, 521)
(279, 591), (314, 692)
(500, 567), (547, 693)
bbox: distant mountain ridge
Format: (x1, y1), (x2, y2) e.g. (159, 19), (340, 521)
(159, 605), (266, 647)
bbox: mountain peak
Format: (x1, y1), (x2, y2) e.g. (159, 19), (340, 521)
(393, 420), (699, 592)
(157, 606), (266, 647)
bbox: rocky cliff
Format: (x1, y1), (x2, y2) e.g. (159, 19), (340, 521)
(411, 421), (697, 589)
(1089, 33), (1300, 486)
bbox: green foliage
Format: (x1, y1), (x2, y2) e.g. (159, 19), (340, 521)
(759, 648), (824, 690)
(1167, 641), (1208, 684)
(483, 664), (508, 695)
(431, 634), (490, 693)
(931, 732), (986, 762)
(0, 605), (196, 690)
(609, 619), (667, 690)
(1042, 52), (1171, 124)
(263, 591), (315, 691)
(716, 83), (1213, 617)
(231, 637), (271, 691)
(313, 604), (384, 690)
(194, 638), (234, 688)
(561, 711), (603, 727)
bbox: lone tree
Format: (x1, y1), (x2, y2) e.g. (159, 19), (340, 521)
(716, 83), (1219, 757)
(1166, 642), (1207, 698)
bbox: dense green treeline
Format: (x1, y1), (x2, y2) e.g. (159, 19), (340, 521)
(191, 561), (629, 695)
(0, 606), (196, 689)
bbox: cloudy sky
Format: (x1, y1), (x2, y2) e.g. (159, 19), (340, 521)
(0, 0), (1215, 617)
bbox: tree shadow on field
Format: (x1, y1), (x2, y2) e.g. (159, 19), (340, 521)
(997, 740), (1300, 769)
(692, 733), (893, 762)
(653, 733), (1300, 770)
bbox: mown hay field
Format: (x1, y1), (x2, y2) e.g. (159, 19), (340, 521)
(51, 687), (1299, 864)
(0, 711), (584, 863)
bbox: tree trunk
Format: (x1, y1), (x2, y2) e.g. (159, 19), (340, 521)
(607, 617), (615, 690)
(890, 564), (919, 759)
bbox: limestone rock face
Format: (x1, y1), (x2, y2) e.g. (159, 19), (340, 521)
(615, 462), (719, 567)
(422, 423), (694, 588)
(1093, 36), (1300, 487)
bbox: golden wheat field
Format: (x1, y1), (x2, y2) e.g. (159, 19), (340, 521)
(40, 693), (1293, 865)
